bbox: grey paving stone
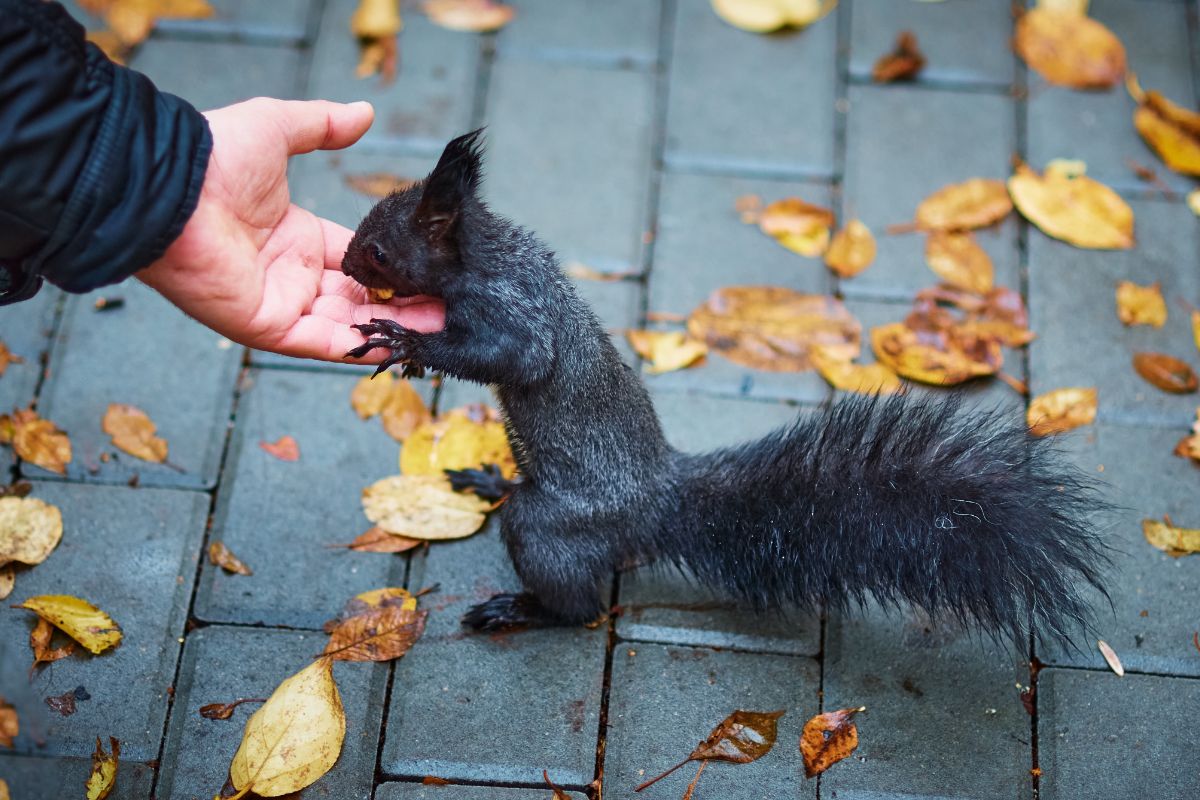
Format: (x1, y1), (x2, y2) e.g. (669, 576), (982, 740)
(308, 1), (481, 152)
(381, 521), (607, 786)
(606, 644), (820, 799)
(32, 282), (241, 489)
(1026, 0), (1196, 194)
(1027, 198), (1200, 429)
(0, 753), (154, 800)
(841, 84), (1018, 300)
(130, 39), (305, 111)
(156, 626), (384, 800)
(822, 606), (1030, 799)
(850, 0), (1015, 87)
(154, 0), (314, 43)
(483, 60), (655, 274)
(1038, 422), (1200, 677)
(194, 369), (428, 629)
(0, 287), (58, 472)
(0, 482), (207, 762)
(1038, 668), (1200, 800)
(376, 784), (587, 800)
(665, 0), (837, 177)
(495, 0), (661, 68)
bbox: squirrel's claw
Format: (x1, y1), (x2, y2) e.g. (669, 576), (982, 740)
(462, 592), (558, 632)
(346, 319), (423, 378)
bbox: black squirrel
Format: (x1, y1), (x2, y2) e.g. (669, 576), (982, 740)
(343, 130), (1110, 645)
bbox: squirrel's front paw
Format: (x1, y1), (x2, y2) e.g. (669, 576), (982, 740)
(462, 592), (554, 632)
(345, 318), (425, 378)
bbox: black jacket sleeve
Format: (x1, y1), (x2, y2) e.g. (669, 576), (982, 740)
(0, 0), (211, 303)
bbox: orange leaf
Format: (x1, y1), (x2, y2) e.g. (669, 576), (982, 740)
(0, 409), (71, 475)
(1114, 281), (1167, 328)
(925, 231), (994, 294)
(1132, 86), (1200, 177)
(208, 541), (253, 576)
(1015, 8), (1125, 89)
(800, 706), (865, 778)
(259, 435), (300, 462)
(1027, 388), (1098, 437)
(102, 403), (168, 463)
(914, 179), (1012, 232)
(824, 219), (877, 278)
(335, 526), (423, 554)
(636, 709), (784, 792)
(1132, 352), (1198, 394)
(29, 617), (75, 670)
(626, 330), (708, 374)
(871, 323), (1002, 386)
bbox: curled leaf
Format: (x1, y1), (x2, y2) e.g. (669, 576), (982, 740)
(626, 331), (708, 374)
(259, 436), (300, 462)
(800, 706), (865, 778)
(1008, 163), (1133, 250)
(18, 595), (121, 655)
(824, 219), (876, 278)
(758, 198), (835, 257)
(871, 323), (1001, 386)
(424, 0), (514, 32)
(208, 541), (253, 576)
(0, 496), (63, 568)
(1115, 281), (1167, 328)
(362, 475), (491, 540)
(29, 617), (75, 668)
(811, 348), (903, 396)
(0, 408), (71, 475)
(1097, 640), (1124, 676)
(334, 526), (423, 554)
(1142, 516), (1200, 558)
(1015, 8), (1125, 89)
(102, 403), (168, 463)
(914, 179), (1012, 232)
(1131, 82), (1200, 177)
(1132, 352), (1198, 394)
(871, 30), (925, 83)
(1027, 388), (1098, 437)
(400, 404), (515, 479)
(710, 0), (835, 33)
(85, 736), (119, 800)
(924, 231), (994, 294)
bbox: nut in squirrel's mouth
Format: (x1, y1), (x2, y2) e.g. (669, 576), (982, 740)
(367, 287), (396, 303)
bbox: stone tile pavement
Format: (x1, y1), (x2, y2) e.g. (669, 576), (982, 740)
(2, 1), (1200, 798)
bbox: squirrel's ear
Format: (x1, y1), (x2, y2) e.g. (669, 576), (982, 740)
(417, 128), (485, 240)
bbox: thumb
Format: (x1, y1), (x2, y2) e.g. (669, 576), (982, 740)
(266, 99), (375, 156)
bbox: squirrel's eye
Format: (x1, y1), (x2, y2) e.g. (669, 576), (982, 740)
(369, 243), (387, 266)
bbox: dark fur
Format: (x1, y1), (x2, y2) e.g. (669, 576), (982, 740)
(344, 132), (1111, 647)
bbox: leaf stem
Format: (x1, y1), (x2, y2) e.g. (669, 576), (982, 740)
(634, 757), (692, 792)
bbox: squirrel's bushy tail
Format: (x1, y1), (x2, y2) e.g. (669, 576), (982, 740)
(665, 395), (1111, 645)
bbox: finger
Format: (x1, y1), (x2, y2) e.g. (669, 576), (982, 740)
(273, 315), (387, 363)
(320, 218), (355, 271)
(265, 99), (375, 156)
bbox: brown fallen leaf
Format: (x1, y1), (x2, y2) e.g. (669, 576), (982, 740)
(0, 696), (16, 747)
(85, 736), (119, 800)
(102, 403), (168, 463)
(362, 475), (492, 540)
(400, 404), (516, 479)
(872, 30), (925, 83)
(352, 0), (402, 80)
(1008, 162), (1133, 250)
(0, 408), (72, 475)
(424, 0), (515, 32)
(0, 340), (24, 378)
(871, 323), (1002, 386)
(0, 565), (13, 601)
(345, 172), (416, 198)
(0, 496), (63, 569)
(259, 435), (300, 462)
(18, 595), (122, 655)
(199, 697), (267, 721)
(758, 198), (835, 257)
(1142, 516), (1200, 558)
(208, 541), (253, 576)
(687, 287), (861, 372)
(1132, 352), (1198, 394)
(626, 330), (708, 374)
(323, 587), (419, 634)
(914, 178), (1012, 232)
(824, 219), (876, 278)
(1015, 7), (1125, 89)
(323, 604), (427, 662)
(543, 770), (570, 799)
(811, 348), (904, 396)
(423, 776), (452, 786)
(734, 194), (763, 224)
(1128, 76), (1200, 177)
(636, 709), (784, 791)
(800, 706), (865, 778)
(1027, 388), (1098, 437)
(334, 526), (424, 554)
(1115, 281), (1167, 328)
(29, 617), (75, 669)
(924, 231), (994, 295)
(1173, 408), (1200, 464)
(1097, 640), (1124, 676)
(45, 688), (79, 717)
(710, 0), (836, 33)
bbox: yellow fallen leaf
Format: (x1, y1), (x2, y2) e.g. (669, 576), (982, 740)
(0, 778), (7, 800)
(1027, 387), (1098, 437)
(1192, 310), (1200, 353)
(0, 496), (63, 568)
(351, 372), (396, 419)
(758, 198), (834, 257)
(710, 0), (835, 33)
(1131, 84), (1200, 178)
(85, 737), (119, 800)
(224, 658), (345, 798)
(871, 323), (1002, 386)
(0, 697), (16, 747)
(424, 0), (515, 32)
(102, 403), (168, 463)
(687, 287), (861, 372)
(323, 586), (419, 632)
(362, 475), (491, 540)
(1142, 516), (1200, 558)
(0, 565), (13, 601)
(208, 541), (253, 576)
(1188, 190), (1200, 217)
(824, 219), (876, 278)
(1097, 640), (1124, 676)
(924, 231), (994, 294)
(352, 0), (401, 80)
(1007, 163), (1134, 250)
(0, 339), (24, 378)
(914, 178), (1012, 232)
(17, 594), (122, 655)
(0, 409), (71, 475)
(1114, 281), (1166, 328)
(811, 348), (903, 395)
(1015, 8), (1125, 89)
(626, 330), (708, 374)
(399, 404), (516, 479)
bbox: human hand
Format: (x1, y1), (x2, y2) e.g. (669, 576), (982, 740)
(138, 97), (445, 362)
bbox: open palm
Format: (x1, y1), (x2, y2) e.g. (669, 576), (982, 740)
(138, 98), (444, 362)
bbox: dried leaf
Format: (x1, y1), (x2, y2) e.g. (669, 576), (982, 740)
(380, 382), (432, 442)
(636, 709), (784, 792)
(29, 617), (75, 668)
(871, 30), (925, 82)
(0, 697), (16, 747)
(336, 526), (423, 554)
(1027, 388), (1098, 437)
(0, 408), (72, 474)
(259, 435), (300, 462)
(224, 658), (345, 798)
(1114, 281), (1167, 328)
(18, 595), (122, 655)
(811, 348), (903, 396)
(362, 475), (491, 540)
(710, 0), (836, 33)
(0, 340), (24, 377)
(1097, 640), (1124, 676)
(323, 604), (427, 662)
(0, 778), (7, 800)
(85, 737), (119, 800)
(824, 219), (876, 278)
(1015, 8), (1125, 89)
(424, 0), (514, 32)
(758, 198), (835, 257)
(200, 698), (266, 721)
(102, 403), (167, 463)
(45, 688), (79, 717)
(208, 541), (253, 576)
(400, 404), (516, 479)
(0, 565), (12, 601)
(1008, 163), (1134, 250)
(925, 231), (994, 294)
(626, 331), (708, 374)
(352, 0), (401, 80)
(105, 0), (213, 47)
(324, 587), (419, 634)
(1132, 352), (1198, 394)
(0, 496), (63, 568)
(687, 287), (861, 372)
(800, 706), (865, 778)
(914, 178), (1012, 232)
(871, 323), (1002, 386)
(1131, 84), (1200, 177)
(345, 172), (416, 198)
(351, 372), (397, 419)
(1189, 190), (1200, 217)
(1142, 516), (1200, 558)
